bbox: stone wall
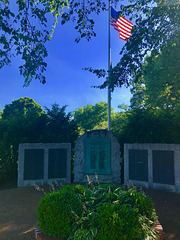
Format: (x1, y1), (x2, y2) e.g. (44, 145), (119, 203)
(74, 130), (121, 183)
(124, 143), (180, 193)
(18, 143), (71, 187)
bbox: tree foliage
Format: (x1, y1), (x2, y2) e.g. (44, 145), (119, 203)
(73, 101), (115, 134)
(1, 0), (179, 87)
(42, 103), (79, 147)
(111, 41), (180, 145)
(0, 97), (46, 182)
(113, 108), (178, 144)
(0, 98), (79, 184)
(2, 97), (44, 119)
(112, 0), (180, 88)
(108, 31), (180, 145)
(0, 0), (106, 85)
(87, 0), (180, 90)
(130, 40), (180, 110)
(111, 107), (130, 139)
(1, 0), (51, 85)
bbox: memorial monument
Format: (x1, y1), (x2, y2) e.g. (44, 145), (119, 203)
(74, 129), (121, 183)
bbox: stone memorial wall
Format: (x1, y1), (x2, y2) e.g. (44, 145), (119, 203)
(18, 143), (71, 187)
(124, 143), (180, 193)
(74, 129), (121, 183)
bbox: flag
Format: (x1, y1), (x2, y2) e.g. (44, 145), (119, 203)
(110, 7), (133, 41)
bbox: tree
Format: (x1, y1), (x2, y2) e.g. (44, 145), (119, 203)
(0, 0), (106, 85)
(41, 103), (79, 148)
(110, 0), (180, 88)
(130, 40), (180, 110)
(112, 39), (180, 145)
(1, 97), (46, 144)
(111, 106), (130, 141)
(128, 39), (180, 143)
(2, 97), (44, 118)
(1, 0), (179, 87)
(0, 97), (46, 183)
(111, 106), (180, 147)
(86, 0), (180, 90)
(73, 101), (115, 134)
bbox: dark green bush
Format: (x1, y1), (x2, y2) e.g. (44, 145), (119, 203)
(95, 203), (143, 240)
(37, 185), (83, 239)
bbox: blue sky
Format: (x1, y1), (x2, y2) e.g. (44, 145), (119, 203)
(0, 3), (132, 113)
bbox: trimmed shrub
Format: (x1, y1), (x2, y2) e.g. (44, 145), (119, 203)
(95, 203), (143, 240)
(37, 185), (83, 239)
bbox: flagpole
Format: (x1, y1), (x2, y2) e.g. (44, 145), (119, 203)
(108, 0), (112, 131)
(107, 5), (133, 131)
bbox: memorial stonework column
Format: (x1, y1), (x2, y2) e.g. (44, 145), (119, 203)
(74, 129), (121, 183)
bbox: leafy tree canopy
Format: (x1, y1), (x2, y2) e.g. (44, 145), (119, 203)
(0, 0), (106, 85)
(2, 96), (45, 119)
(1, 0), (179, 88)
(73, 101), (115, 134)
(1, 97), (46, 146)
(42, 103), (79, 145)
(0, 97), (46, 182)
(116, 107), (178, 144)
(93, 0), (180, 90)
(112, 37), (180, 145)
(130, 40), (180, 110)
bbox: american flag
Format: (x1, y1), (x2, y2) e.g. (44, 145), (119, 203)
(110, 7), (133, 41)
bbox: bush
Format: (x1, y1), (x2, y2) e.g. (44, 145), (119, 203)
(72, 185), (158, 240)
(37, 185), (83, 239)
(117, 188), (157, 221)
(36, 184), (158, 240)
(95, 188), (158, 240)
(95, 203), (143, 240)
(74, 184), (87, 194)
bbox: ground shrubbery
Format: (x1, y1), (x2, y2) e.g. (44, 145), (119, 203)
(37, 185), (83, 239)
(37, 183), (159, 240)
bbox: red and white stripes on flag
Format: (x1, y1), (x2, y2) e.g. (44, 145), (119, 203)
(110, 7), (133, 41)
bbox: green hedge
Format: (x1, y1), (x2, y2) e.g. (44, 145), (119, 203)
(37, 185), (83, 239)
